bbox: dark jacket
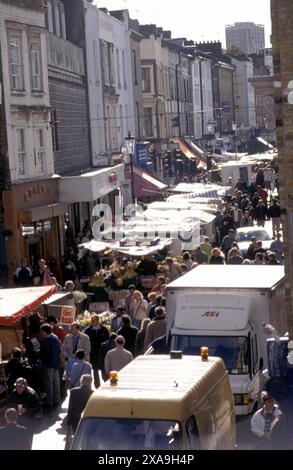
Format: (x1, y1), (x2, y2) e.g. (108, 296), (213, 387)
(134, 330), (147, 357)
(97, 338), (116, 370)
(268, 203), (281, 219)
(254, 204), (267, 221)
(4, 358), (32, 393)
(40, 333), (61, 369)
(84, 325), (110, 368)
(67, 385), (93, 432)
(117, 325), (139, 355)
(150, 335), (169, 354)
(0, 423), (31, 450)
(14, 267), (32, 287)
(8, 387), (41, 428)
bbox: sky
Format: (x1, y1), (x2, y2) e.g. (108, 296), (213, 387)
(95, 0), (271, 47)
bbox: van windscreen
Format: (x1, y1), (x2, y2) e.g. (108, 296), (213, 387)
(72, 418), (180, 450)
(174, 335), (249, 374)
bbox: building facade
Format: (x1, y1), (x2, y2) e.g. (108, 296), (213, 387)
(0, 0), (65, 282)
(271, 0), (293, 334)
(226, 22), (265, 55)
(196, 42), (235, 135)
(45, 0), (91, 176)
(139, 26), (193, 169)
(231, 55), (256, 130)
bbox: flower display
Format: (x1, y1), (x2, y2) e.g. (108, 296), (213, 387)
(72, 290), (88, 303)
(77, 310), (113, 331)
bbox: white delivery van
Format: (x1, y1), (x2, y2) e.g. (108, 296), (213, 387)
(220, 160), (256, 185)
(166, 265), (287, 415)
(72, 354), (236, 450)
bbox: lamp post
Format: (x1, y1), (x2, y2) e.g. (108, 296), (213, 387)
(207, 120), (213, 171)
(125, 131), (136, 206)
(232, 121), (237, 159)
(264, 116), (269, 151)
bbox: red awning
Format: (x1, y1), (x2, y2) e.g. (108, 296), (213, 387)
(171, 137), (207, 170)
(0, 286), (56, 326)
(126, 166), (167, 199)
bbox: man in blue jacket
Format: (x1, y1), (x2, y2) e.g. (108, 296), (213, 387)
(40, 323), (61, 408)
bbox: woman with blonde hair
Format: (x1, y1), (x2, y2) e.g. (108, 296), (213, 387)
(130, 290), (148, 329)
(209, 247), (225, 265)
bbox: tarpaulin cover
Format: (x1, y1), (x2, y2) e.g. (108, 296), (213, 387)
(0, 285), (56, 326)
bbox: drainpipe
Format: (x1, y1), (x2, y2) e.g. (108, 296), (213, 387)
(175, 52), (182, 136)
(198, 57), (205, 142)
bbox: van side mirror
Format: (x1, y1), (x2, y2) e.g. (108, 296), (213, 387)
(259, 357), (264, 371)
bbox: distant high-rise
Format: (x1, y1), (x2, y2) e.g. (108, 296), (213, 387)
(225, 22), (265, 54)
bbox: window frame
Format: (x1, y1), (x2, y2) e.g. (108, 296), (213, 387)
(35, 128), (45, 175)
(142, 67), (151, 93)
(16, 128), (27, 177)
(29, 35), (43, 92)
(8, 32), (24, 91)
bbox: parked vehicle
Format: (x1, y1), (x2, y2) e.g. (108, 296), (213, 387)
(71, 354), (236, 450)
(166, 265), (287, 415)
(235, 227), (273, 258)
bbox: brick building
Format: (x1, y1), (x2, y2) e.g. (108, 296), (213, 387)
(271, 0), (293, 334)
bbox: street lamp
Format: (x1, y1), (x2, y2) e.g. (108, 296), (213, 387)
(264, 116), (269, 151)
(207, 120), (213, 171)
(125, 131), (136, 205)
(232, 121), (237, 159)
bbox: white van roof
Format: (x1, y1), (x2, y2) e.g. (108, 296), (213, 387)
(83, 355), (227, 421)
(168, 265), (285, 291)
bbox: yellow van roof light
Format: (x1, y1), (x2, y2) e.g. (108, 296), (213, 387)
(109, 371), (119, 385)
(201, 346), (209, 361)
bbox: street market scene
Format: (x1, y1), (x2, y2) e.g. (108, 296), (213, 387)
(0, 0), (293, 453)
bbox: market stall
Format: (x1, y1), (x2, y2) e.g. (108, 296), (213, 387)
(106, 239), (173, 257)
(0, 285), (56, 358)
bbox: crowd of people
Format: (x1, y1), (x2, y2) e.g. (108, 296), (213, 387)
(2, 160), (287, 449)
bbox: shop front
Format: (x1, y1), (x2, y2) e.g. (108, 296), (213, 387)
(3, 178), (67, 284)
(59, 164), (125, 233)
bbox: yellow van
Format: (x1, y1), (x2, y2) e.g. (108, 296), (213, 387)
(71, 354), (236, 450)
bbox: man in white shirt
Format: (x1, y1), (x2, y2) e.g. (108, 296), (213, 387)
(251, 391), (283, 449)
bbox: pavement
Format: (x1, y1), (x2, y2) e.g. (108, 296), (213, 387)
(32, 396), (69, 450)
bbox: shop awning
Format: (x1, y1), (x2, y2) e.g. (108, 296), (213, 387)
(126, 166), (167, 199)
(59, 164), (125, 203)
(20, 202), (68, 223)
(171, 138), (207, 170)
(106, 239), (173, 257)
(79, 240), (108, 253)
(0, 286), (56, 326)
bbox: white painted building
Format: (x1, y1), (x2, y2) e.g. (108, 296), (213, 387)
(84, 4), (135, 166)
(231, 56), (256, 130)
(84, 0), (106, 166)
(191, 54), (214, 140)
(0, 1), (54, 182)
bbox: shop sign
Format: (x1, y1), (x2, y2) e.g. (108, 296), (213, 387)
(24, 183), (50, 202)
(60, 305), (76, 325)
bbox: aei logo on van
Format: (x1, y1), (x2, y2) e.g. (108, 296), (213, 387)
(202, 311), (220, 318)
